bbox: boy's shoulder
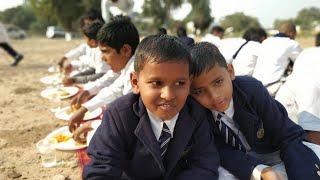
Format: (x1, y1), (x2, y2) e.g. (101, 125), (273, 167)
(233, 76), (266, 101)
(184, 96), (211, 122)
(108, 92), (139, 112)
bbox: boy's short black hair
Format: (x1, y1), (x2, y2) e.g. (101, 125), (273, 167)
(190, 42), (227, 77)
(82, 20), (103, 40)
(80, 9), (104, 28)
(177, 26), (187, 37)
(97, 15), (140, 55)
(134, 35), (192, 74)
(157, 27), (167, 35)
(211, 26), (225, 33)
(316, 32), (320, 47)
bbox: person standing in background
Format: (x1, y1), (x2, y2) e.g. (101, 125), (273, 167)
(0, 22), (23, 66)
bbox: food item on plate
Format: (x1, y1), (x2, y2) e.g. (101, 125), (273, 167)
(65, 104), (81, 115)
(50, 134), (71, 143)
(57, 89), (70, 96)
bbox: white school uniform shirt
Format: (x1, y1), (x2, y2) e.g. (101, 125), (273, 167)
(0, 22), (9, 43)
(275, 47), (320, 131)
(70, 44), (93, 71)
(147, 109), (178, 140)
(201, 34), (221, 47)
(219, 38), (246, 64)
(83, 56), (134, 112)
(65, 43), (87, 60)
(211, 100), (269, 180)
(252, 36), (302, 85)
(232, 41), (261, 76)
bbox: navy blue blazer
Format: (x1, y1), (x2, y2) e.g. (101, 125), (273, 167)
(84, 93), (220, 180)
(209, 76), (320, 180)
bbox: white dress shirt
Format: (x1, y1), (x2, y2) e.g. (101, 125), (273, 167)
(219, 38), (246, 64)
(211, 100), (269, 180)
(201, 34), (222, 48)
(232, 41), (261, 76)
(276, 47), (320, 131)
(147, 109), (178, 140)
(83, 56), (134, 112)
(65, 43), (87, 60)
(252, 36), (302, 85)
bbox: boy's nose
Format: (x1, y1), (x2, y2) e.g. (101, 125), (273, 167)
(160, 86), (175, 101)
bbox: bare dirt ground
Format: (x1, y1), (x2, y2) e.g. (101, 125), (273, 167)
(0, 36), (315, 180)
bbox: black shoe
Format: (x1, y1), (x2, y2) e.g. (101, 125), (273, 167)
(11, 54), (23, 66)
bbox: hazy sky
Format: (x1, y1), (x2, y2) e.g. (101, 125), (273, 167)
(1, 0), (320, 28)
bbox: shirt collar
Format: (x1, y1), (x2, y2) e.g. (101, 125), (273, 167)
(120, 55), (134, 74)
(146, 108), (179, 140)
(211, 99), (235, 119)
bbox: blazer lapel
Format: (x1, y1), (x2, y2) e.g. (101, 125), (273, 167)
(232, 82), (257, 146)
(133, 98), (165, 173)
(164, 105), (196, 175)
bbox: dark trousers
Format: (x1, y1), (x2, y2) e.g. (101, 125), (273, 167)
(0, 42), (18, 58)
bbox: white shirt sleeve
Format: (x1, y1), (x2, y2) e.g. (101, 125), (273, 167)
(251, 164), (270, 180)
(288, 41), (302, 61)
(83, 70), (120, 95)
(64, 43), (87, 60)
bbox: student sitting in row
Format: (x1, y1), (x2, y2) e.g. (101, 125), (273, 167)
(84, 35), (220, 180)
(252, 22), (302, 96)
(68, 15), (139, 132)
(276, 38), (320, 146)
(58, 9), (104, 69)
(189, 42), (320, 180)
(62, 20), (110, 86)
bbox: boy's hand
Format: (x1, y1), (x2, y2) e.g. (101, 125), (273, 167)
(58, 56), (67, 68)
(72, 122), (93, 144)
(68, 106), (88, 132)
(62, 77), (75, 86)
(71, 90), (90, 107)
(261, 167), (285, 180)
(306, 131), (320, 145)
(63, 64), (73, 74)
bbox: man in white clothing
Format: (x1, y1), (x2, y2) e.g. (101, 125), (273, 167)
(201, 26), (225, 47)
(252, 22), (302, 96)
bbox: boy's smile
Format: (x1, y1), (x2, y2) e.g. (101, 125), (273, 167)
(131, 61), (190, 120)
(190, 63), (235, 112)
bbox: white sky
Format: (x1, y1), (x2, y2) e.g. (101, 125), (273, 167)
(1, 0), (320, 28)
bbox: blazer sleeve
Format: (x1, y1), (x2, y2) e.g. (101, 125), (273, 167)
(214, 136), (262, 180)
(253, 81), (320, 179)
(176, 111), (220, 180)
(83, 108), (126, 180)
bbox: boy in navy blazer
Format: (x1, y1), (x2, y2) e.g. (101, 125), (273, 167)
(83, 35), (220, 179)
(189, 42), (320, 180)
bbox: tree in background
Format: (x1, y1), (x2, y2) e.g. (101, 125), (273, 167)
(220, 12), (261, 33)
(0, 6), (36, 30)
(295, 7), (320, 31)
(185, 0), (212, 34)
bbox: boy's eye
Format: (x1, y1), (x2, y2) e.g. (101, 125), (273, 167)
(175, 81), (185, 86)
(214, 79), (224, 86)
(191, 89), (203, 96)
(150, 81), (162, 87)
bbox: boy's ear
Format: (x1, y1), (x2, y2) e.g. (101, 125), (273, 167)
(227, 63), (235, 80)
(121, 44), (132, 58)
(130, 72), (140, 94)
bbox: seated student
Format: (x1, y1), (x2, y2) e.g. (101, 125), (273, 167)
(62, 20), (110, 86)
(177, 26), (194, 47)
(58, 9), (104, 69)
(252, 21), (302, 96)
(68, 15), (139, 132)
(157, 27), (167, 35)
(232, 27), (267, 76)
(201, 25), (225, 47)
(189, 42), (320, 180)
(276, 44), (320, 145)
(83, 35), (220, 180)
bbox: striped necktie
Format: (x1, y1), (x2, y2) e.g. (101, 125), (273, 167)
(216, 112), (245, 151)
(158, 123), (172, 159)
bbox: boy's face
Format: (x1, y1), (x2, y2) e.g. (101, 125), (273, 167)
(190, 63), (235, 112)
(99, 43), (132, 72)
(131, 61), (190, 120)
(84, 35), (98, 48)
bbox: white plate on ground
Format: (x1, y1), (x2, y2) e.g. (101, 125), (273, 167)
(45, 126), (87, 151)
(40, 74), (62, 85)
(55, 106), (102, 121)
(40, 86), (79, 100)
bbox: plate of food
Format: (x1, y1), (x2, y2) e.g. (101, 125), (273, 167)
(55, 105), (102, 121)
(45, 126), (87, 151)
(40, 74), (63, 85)
(40, 87), (79, 100)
